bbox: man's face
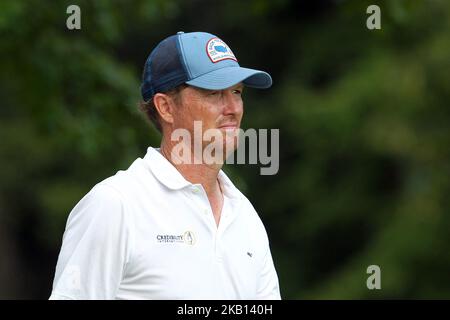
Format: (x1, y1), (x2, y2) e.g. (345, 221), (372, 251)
(171, 83), (244, 161)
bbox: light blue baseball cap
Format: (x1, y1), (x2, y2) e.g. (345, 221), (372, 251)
(141, 31), (272, 101)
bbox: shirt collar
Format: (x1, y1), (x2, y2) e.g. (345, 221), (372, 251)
(143, 147), (192, 190)
(143, 147), (242, 200)
(217, 169), (240, 200)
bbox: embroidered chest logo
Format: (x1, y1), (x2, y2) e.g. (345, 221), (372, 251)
(206, 37), (237, 63)
(183, 231), (196, 245)
(156, 231), (196, 246)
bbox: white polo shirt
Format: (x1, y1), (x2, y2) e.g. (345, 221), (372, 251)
(50, 147), (281, 300)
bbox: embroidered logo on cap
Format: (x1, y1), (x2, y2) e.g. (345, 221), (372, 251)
(206, 37), (237, 63)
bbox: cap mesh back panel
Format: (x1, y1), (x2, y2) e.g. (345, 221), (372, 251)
(141, 35), (188, 101)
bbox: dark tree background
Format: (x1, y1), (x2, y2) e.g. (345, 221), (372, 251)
(0, 0), (449, 299)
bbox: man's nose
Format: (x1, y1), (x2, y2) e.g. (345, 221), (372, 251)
(222, 90), (242, 115)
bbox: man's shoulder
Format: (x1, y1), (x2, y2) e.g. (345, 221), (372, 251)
(223, 179), (268, 238)
(68, 156), (157, 223)
(96, 156), (157, 199)
(219, 170), (263, 220)
(240, 195), (266, 224)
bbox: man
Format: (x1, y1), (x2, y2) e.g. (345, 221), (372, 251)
(50, 31), (281, 299)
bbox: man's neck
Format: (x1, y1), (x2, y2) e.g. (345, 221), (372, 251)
(160, 139), (225, 226)
(159, 139), (223, 197)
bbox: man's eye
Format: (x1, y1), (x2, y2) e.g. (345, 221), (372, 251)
(233, 90), (242, 95)
(209, 91), (219, 96)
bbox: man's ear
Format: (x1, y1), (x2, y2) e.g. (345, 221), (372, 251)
(153, 93), (175, 125)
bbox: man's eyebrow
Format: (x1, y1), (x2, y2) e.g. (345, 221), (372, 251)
(196, 87), (213, 95)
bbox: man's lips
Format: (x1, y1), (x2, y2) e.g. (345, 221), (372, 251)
(218, 123), (239, 129)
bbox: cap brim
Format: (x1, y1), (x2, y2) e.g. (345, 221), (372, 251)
(185, 66), (272, 90)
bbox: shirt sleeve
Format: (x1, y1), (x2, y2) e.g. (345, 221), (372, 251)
(256, 242), (282, 300)
(49, 184), (132, 300)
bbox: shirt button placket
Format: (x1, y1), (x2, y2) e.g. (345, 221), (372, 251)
(192, 186), (201, 195)
(215, 236), (223, 263)
(191, 185), (216, 232)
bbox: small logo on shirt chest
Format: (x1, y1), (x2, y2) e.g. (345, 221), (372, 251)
(156, 231), (196, 245)
(183, 231), (196, 245)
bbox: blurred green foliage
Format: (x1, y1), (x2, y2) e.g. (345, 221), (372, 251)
(0, 0), (449, 299)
